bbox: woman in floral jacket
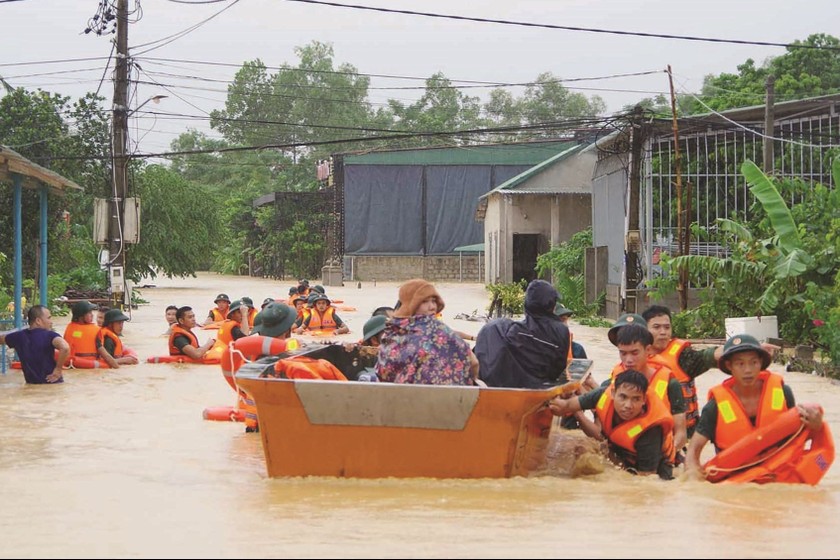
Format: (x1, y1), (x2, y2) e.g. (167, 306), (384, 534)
(375, 279), (478, 385)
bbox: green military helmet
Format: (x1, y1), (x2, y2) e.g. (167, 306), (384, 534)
(226, 300), (243, 319)
(607, 313), (647, 346)
(71, 300), (99, 320)
(553, 303), (573, 318)
(103, 309), (130, 325)
(718, 333), (772, 375)
(253, 302), (297, 338)
(362, 315), (387, 343)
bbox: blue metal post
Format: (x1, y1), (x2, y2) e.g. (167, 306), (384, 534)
(40, 185), (48, 306)
(13, 174), (23, 329)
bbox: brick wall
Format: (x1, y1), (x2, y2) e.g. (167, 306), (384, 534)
(347, 255), (484, 282)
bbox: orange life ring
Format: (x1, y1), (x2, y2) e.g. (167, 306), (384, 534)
(202, 406), (245, 422)
(71, 347), (138, 369)
(11, 349), (71, 369)
(221, 336), (297, 391)
(146, 354), (219, 365)
(705, 406), (835, 485)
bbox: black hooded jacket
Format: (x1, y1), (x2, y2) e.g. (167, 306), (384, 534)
(475, 280), (570, 388)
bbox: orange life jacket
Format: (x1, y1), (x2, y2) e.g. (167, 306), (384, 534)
(595, 386), (676, 467)
(63, 322), (101, 357)
(651, 339), (698, 430)
(306, 307), (337, 331)
(610, 361), (673, 411)
(270, 356), (348, 381)
(708, 371), (788, 451)
(247, 307), (257, 327)
(216, 319), (240, 347)
(168, 324), (199, 355)
(209, 308), (225, 323)
(300, 307), (312, 324)
(97, 327), (124, 358)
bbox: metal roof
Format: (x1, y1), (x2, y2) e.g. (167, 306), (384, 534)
(341, 140), (579, 166)
(478, 143), (586, 200)
(0, 145), (83, 194)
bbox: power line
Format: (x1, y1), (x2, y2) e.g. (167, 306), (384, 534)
(34, 115), (629, 161)
(282, 0), (840, 52)
(0, 56), (112, 68)
(141, 67), (665, 91)
(132, 0), (241, 55)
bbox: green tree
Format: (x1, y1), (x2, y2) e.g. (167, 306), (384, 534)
(127, 165), (219, 279)
(385, 72), (484, 147)
(0, 88), (110, 288)
(519, 72), (606, 135)
(655, 159), (840, 366)
(535, 227), (603, 317)
(691, 33), (840, 113)
(210, 42), (377, 158)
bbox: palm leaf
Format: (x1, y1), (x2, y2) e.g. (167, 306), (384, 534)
(716, 218), (753, 242)
(741, 160), (801, 252)
(756, 280), (780, 314)
(773, 248), (812, 279)
(669, 254), (766, 284)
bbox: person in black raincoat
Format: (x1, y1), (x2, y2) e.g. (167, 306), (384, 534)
(474, 279), (570, 388)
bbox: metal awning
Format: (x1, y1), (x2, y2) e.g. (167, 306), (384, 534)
(453, 243), (485, 253)
(0, 146), (83, 333)
(0, 146), (83, 194)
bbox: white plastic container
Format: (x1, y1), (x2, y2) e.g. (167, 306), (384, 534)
(724, 315), (779, 342)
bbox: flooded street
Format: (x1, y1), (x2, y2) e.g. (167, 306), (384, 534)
(1, 272), (838, 558)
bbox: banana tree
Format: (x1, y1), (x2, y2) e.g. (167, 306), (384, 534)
(662, 159), (825, 316)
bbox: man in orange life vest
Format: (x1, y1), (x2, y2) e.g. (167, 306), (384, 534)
(553, 369), (676, 479)
(550, 315), (688, 452)
(642, 305), (780, 441)
(216, 300), (249, 347)
(63, 300), (101, 362)
(206, 293), (231, 326)
(685, 333), (824, 480)
(170, 306), (216, 360)
(239, 296), (258, 328)
(295, 293), (349, 334)
(242, 301), (299, 433)
(96, 309), (139, 368)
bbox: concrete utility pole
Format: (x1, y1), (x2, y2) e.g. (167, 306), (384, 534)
(763, 75), (776, 174)
(625, 104), (644, 314)
(109, 0), (129, 307)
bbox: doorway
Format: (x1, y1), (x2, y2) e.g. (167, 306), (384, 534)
(512, 233), (543, 285)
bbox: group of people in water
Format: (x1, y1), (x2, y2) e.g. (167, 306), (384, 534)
(0, 275), (829, 483)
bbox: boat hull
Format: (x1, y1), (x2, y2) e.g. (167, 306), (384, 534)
(235, 373), (559, 479)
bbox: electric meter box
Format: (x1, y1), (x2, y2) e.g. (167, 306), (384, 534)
(110, 266), (125, 293)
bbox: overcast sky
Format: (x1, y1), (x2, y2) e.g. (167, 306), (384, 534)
(0, 0), (835, 156)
